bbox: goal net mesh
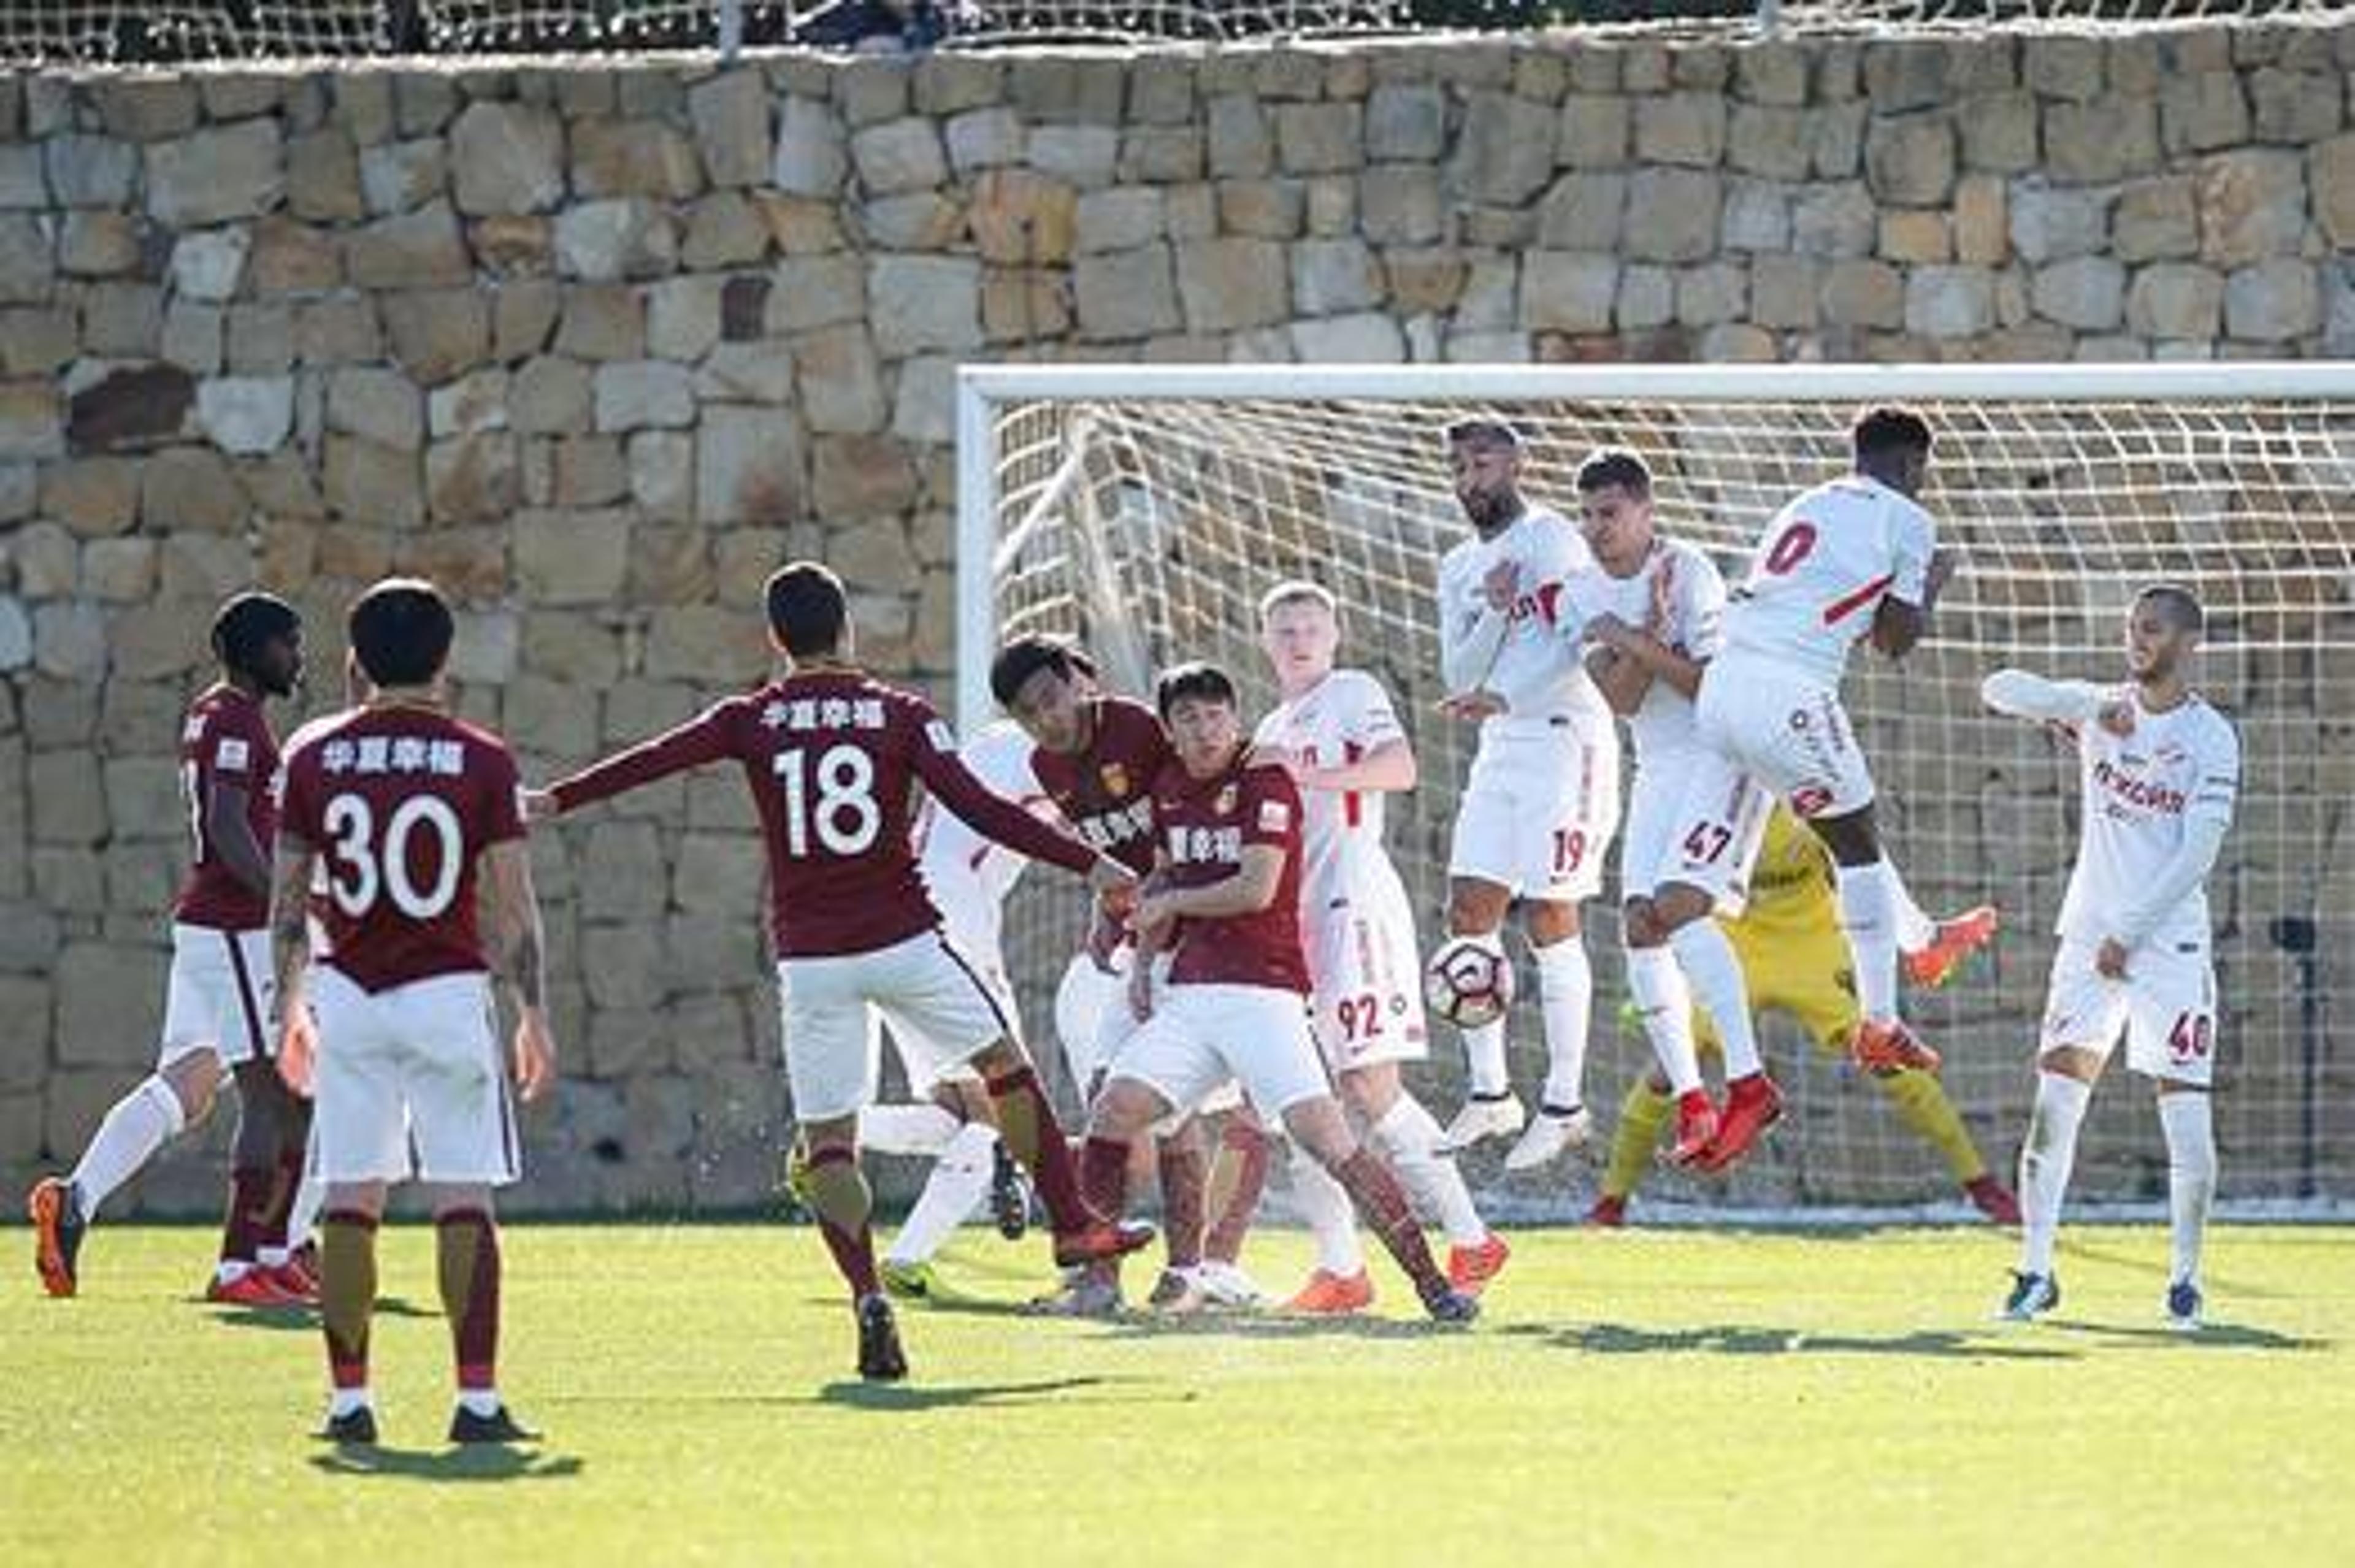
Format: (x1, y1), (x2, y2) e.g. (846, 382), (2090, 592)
(969, 369), (2355, 1215)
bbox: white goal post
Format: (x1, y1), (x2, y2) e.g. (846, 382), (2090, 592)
(955, 362), (2355, 1215)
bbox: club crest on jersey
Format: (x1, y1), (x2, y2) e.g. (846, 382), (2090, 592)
(1100, 762), (1130, 798)
(1215, 782), (1238, 816)
(1257, 798), (1290, 832)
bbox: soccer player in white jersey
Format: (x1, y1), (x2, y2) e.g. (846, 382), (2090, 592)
(1647, 407), (1953, 1171)
(862, 720), (1046, 1301)
(1252, 582), (1511, 1314)
(1554, 449), (1766, 1168)
(1431, 419), (1623, 1170)
(1980, 586), (2239, 1329)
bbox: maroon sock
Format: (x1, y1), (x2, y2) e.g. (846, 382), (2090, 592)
(801, 1145), (881, 1300)
(435, 1209), (501, 1391)
(1331, 1147), (1448, 1298)
(1078, 1135), (1132, 1228)
(986, 1066), (1092, 1233)
(1156, 1136), (1208, 1269)
(321, 1210), (378, 1391)
(1204, 1119), (1273, 1264)
(220, 1166), (274, 1266)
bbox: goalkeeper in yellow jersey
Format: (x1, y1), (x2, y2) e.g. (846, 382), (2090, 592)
(1588, 805), (2017, 1226)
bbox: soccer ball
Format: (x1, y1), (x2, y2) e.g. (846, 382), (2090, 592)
(1423, 936), (1515, 1030)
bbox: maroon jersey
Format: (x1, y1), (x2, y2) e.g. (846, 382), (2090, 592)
(1028, 696), (1171, 878)
(277, 706), (525, 993)
(1153, 753), (1309, 993)
(550, 668), (1098, 960)
(174, 683), (280, 930)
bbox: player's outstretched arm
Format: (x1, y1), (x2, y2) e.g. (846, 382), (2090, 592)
(913, 732), (1100, 877)
(542, 706), (734, 816)
(483, 839), (557, 1103)
(1980, 668), (2114, 726)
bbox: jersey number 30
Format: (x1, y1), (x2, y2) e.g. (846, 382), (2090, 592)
(323, 793), (464, 919)
(775, 744), (882, 857)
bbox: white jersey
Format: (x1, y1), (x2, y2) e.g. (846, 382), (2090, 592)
(1721, 474), (1936, 688)
(1252, 668), (1407, 908)
(2054, 689), (2240, 950)
(1436, 503), (1612, 733)
(913, 721), (1050, 960)
(1558, 537), (1726, 765)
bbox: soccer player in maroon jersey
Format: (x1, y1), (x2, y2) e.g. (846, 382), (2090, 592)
(992, 635), (1274, 1315)
(272, 578), (556, 1446)
(1076, 664), (1480, 1325)
(535, 563), (1150, 1382)
(28, 592), (316, 1306)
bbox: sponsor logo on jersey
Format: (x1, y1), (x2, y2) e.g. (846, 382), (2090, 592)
(1257, 798), (1290, 832)
(2091, 758), (2186, 814)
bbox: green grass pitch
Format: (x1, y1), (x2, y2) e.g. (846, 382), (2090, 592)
(3, 1222), (2349, 1567)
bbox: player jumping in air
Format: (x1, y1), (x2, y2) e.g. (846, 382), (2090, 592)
(1590, 805), (2014, 1226)
(1076, 663), (1480, 1325)
(1982, 585), (2239, 1329)
(29, 592), (318, 1308)
(1251, 581), (1510, 1314)
(272, 578), (554, 1445)
(1431, 419), (1622, 1171)
(537, 564), (1149, 1381)
(1647, 407), (1955, 1172)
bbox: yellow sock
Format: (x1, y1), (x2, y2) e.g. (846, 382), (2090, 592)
(1601, 1079), (1675, 1201)
(1877, 1069), (1987, 1184)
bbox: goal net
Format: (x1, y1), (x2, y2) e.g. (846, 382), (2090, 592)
(957, 362), (2355, 1218)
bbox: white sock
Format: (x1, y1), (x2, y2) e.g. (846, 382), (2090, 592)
(2019, 1071), (2093, 1277)
(1668, 919), (1762, 1078)
(1369, 1098), (1487, 1247)
(2158, 1092), (2216, 1288)
(68, 1074), (187, 1217)
(859, 1103), (960, 1157)
(1885, 860), (1937, 953)
(1287, 1140), (1364, 1275)
(329, 1386), (373, 1418)
(1533, 935), (1593, 1111)
(456, 1387), (502, 1418)
(1461, 1018), (1510, 1099)
(1835, 860), (1901, 1023)
(885, 1122), (996, 1268)
(1625, 944), (1702, 1096)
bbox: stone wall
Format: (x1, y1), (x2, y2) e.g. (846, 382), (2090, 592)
(1, 22), (2349, 1213)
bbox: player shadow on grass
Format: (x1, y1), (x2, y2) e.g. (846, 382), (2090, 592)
(1498, 1321), (2079, 1361)
(2036, 1318), (2326, 1352)
(310, 1445), (586, 1483)
(808, 1374), (1190, 1413)
(204, 1295), (436, 1332)
(1097, 1312), (1476, 1344)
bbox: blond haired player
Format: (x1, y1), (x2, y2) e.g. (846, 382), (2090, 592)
(1982, 585), (2238, 1329)
(1591, 805), (2012, 1225)
(1431, 419), (1622, 1171)
(1646, 407), (1954, 1173)
(1252, 582), (1509, 1314)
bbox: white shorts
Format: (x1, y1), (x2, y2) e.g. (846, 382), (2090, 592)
(1304, 866), (1428, 1074)
(1449, 718), (1621, 901)
(1628, 753), (1771, 913)
(2038, 935), (2219, 1086)
(1696, 656), (1875, 820)
(883, 947), (1017, 1098)
(1054, 947), (1132, 1093)
(311, 967), (518, 1185)
(158, 923), (276, 1069)
(1114, 984), (1331, 1121)
(779, 930), (1014, 1124)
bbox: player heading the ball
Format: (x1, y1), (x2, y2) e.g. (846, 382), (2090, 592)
(1982, 584), (2239, 1330)
(534, 562), (1151, 1382)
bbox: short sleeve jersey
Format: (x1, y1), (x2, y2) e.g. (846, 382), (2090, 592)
(174, 684), (281, 931)
(1434, 504), (1613, 727)
(1721, 475), (1937, 688)
(2056, 690), (2240, 948)
(914, 721), (1052, 960)
(1028, 696), (1171, 878)
(549, 668), (1093, 960)
(1250, 669), (1406, 909)
(1557, 537), (1728, 764)
(1154, 755), (1309, 994)
(277, 706), (524, 993)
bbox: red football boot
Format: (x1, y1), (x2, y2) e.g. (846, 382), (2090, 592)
(1851, 1018), (1942, 1076)
(1904, 905), (2000, 990)
(1697, 1073), (1783, 1172)
(1583, 1194), (1628, 1228)
(1965, 1174), (2022, 1225)
(206, 1267), (308, 1308)
(1051, 1218), (1156, 1269)
(1666, 1089), (1719, 1168)
(1446, 1234), (1511, 1296)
